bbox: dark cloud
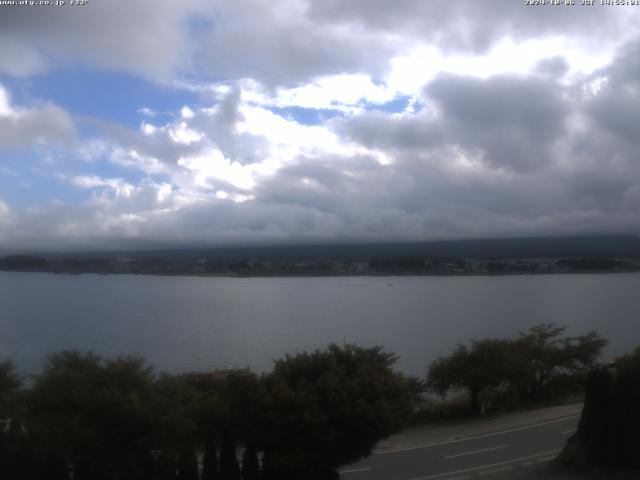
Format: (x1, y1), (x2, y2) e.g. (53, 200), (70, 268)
(0, 0), (211, 77)
(2, 3), (640, 249)
(586, 40), (640, 146)
(8, 50), (639, 249)
(308, 0), (628, 52)
(2, 1), (625, 87)
(425, 74), (569, 172)
(335, 73), (570, 173)
(201, 1), (394, 87)
(0, 0), (393, 86)
(332, 111), (444, 152)
(216, 87), (243, 126)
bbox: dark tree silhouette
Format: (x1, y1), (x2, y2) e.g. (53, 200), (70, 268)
(201, 436), (219, 480)
(177, 447), (199, 480)
(260, 344), (413, 478)
(428, 339), (512, 414)
(219, 435), (241, 480)
(0, 359), (23, 476)
(0, 359), (20, 416)
(2, 345), (413, 480)
(155, 451), (179, 480)
(242, 443), (261, 480)
(28, 351), (158, 480)
(570, 346), (640, 468)
(514, 324), (606, 398)
(428, 325), (608, 414)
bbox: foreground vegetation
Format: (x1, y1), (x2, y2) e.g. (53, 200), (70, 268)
(0, 345), (414, 480)
(561, 346), (640, 470)
(0, 324), (623, 479)
(425, 324), (607, 416)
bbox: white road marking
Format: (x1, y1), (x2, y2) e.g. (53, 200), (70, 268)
(562, 428), (577, 435)
(339, 467), (372, 474)
(536, 455), (556, 463)
(444, 444), (508, 459)
(408, 449), (561, 480)
(477, 465), (513, 476)
(375, 415), (579, 455)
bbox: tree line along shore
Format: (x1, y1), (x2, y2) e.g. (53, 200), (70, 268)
(0, 324), (638, 479)
(2, 254), (640, 277)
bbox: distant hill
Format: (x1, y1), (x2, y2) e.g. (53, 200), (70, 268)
(10, 234), (640, 262)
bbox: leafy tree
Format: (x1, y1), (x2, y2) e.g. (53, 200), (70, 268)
(260, 344), (413, 478)
(1, 418), (28, 480)
(155, 450), (179, 480)
(428, 339), (512, 414)
(181, 369), (263, 480)
(514, 324), (607, 398)
(241, 443), (261, 480)
(571, 346), (640, 468)
(212, 371), (266, 446)
(27, 450), (70, 480)
(0, 359), (70, 480)
(151, 374), (202, 454)
(0, 359), (20, 417)
(201, 435), (219, 480)
(184, 369), (265, 479)
(562, 331), (609, 374)
(28, 351), (158, 480)
(428, 325), (607, 412)
(609, 346), (640, 466)
(219, 434), (241, 480)
(177, 447), (199, 480)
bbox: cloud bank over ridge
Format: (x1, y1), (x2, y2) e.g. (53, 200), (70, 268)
(1, 1), (640, 250)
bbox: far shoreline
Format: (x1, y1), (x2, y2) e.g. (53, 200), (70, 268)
(2, 267), (640, 279)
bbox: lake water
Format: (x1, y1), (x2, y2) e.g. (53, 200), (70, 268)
(1, 271), (639, 377)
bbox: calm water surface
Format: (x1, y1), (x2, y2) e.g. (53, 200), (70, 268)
(1, 272), (639, 376)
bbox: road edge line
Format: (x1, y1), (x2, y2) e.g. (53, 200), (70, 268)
(409, 448), (562, 480)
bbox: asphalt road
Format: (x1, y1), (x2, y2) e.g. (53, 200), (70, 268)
(339, 413), (580, 480)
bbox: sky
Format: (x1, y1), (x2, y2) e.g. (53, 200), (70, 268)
(1, 0), (640, 251)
